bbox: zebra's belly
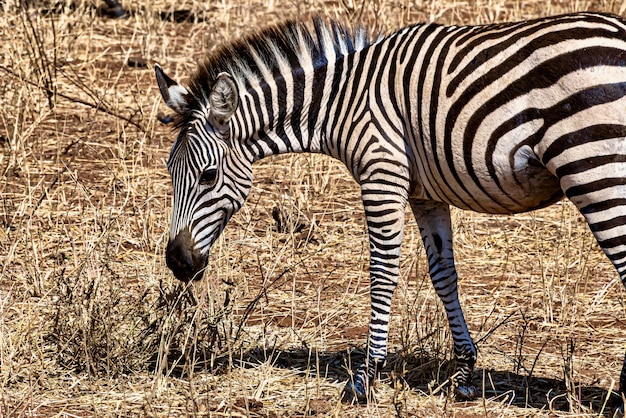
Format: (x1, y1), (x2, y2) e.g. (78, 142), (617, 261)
(419, 144), (564, 214)
(486, 145), (564, 213)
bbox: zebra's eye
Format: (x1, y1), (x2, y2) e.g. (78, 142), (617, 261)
(199, 168), (218, 188)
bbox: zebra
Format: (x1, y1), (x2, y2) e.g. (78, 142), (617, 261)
(155, 12), (626, 405)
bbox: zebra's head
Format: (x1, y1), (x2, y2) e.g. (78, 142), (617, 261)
(155, 65), (252, 282)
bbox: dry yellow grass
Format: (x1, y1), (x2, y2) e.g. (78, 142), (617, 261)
(2, 0), (626, 416)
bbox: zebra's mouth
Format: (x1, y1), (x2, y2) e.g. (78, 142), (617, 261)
(165, 228), (208, 282)
(166, 254), (207, 282)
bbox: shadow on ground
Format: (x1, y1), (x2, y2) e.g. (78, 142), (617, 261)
(37, 1), (204, 23)
(154, 345), (621, 415)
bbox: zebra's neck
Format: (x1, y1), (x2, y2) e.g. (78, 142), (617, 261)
(205, 19), (378, 166)
(229, 29), (411, 183)
(231, 63), (341, 162)
(232, 73), (321, 160)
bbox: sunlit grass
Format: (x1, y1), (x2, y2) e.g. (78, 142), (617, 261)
(0, 0), (624, 416)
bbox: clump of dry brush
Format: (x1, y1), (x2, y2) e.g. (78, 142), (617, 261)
(45, 266), (237, 380)
(0, 0), (237, 388)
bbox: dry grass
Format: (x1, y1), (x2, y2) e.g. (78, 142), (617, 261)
(1, 0), (626, 416)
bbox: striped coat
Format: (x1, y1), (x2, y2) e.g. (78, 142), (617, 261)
(156, 12), (626, 405)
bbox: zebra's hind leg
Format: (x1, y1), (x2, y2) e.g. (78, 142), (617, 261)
(556, 165), (626, 412)
(410, 200), (478, 400)
(342, 356), (383, 404)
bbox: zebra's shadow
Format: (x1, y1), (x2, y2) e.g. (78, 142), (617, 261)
(161, 345), (620, 413)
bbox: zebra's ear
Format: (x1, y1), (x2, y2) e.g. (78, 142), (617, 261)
(155, 64), (189, 114)
(208, 72), (239, 129)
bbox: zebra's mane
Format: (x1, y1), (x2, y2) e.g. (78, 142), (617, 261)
(178, 18), (373, 128)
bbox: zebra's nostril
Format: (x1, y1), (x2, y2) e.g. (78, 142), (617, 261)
(166, 243), (192, 277)
(165, 229), (206, 282)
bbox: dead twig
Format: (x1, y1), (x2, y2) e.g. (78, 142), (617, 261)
(0, 63), (146, 132)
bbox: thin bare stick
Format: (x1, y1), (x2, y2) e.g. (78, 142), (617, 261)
(0, 63), (146, 131)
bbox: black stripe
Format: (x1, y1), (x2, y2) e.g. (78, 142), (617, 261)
(589, 215), (626, 233)
(597, 235), (626, 249)
(289, 67), (305, 149)
(556, 154), (626, 178)
(543, 124), (626, 164)
(565, 177), (626, 198)
(306, 65), (327, 150)
(273, 70), (290, 151)
(608, 250), (626, 262)
(580, 198), (626, 214)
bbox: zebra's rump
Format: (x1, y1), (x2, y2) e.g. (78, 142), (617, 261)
(405, 12), (626, 214)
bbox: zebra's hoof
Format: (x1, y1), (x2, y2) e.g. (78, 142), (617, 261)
(157, 113), (175, 125)
(611, 400), (624, 418)
(341, 380), (368, 404)
(454, 384), (478, 401)
(100, 4), (127, 18)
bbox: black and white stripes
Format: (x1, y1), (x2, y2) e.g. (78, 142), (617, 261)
(157, 12), (626, 403)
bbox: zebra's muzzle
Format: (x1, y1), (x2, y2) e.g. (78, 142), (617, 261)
(165, 228), (207, 282)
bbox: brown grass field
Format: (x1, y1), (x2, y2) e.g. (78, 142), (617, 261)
(3, 0), (626, 416)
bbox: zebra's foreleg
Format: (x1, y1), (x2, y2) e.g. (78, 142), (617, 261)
(410, 200), (478, 400)
(342, 187), (407, 403)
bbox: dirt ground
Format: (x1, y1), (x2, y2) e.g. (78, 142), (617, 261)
(2, 0), (626, 416)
